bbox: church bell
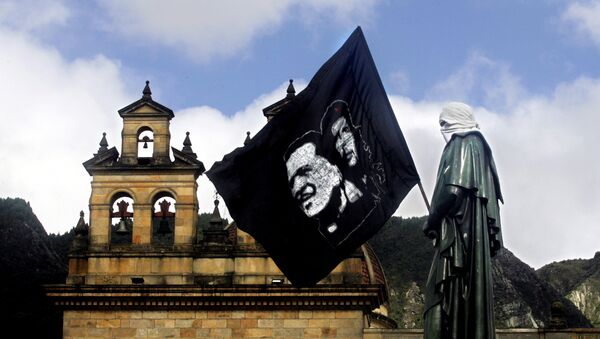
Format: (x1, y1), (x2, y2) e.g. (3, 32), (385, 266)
(157, 218), (171, 234)
(115, 218), (129, 234)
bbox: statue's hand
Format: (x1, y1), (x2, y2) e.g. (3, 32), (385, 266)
(422, 220), (438, 240)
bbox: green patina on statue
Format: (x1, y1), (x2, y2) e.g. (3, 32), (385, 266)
(423, 102), (503, 339)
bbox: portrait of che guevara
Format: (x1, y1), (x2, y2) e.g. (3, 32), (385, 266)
(284, 100), (385, 247)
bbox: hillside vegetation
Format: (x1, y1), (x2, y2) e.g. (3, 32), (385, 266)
(0, 198), (69, 338)
(537, 252), (600, 326)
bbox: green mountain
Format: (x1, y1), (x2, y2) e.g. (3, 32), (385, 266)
(367, 216), (433, 326)
(0, 197), (70, 338)
(537, 252), (600, 326)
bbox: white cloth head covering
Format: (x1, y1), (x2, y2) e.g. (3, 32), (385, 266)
(439, 102), (480, 143)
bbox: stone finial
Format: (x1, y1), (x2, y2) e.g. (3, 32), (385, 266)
(210, 199), (223, 226)
(201, 198), (230, 245)
(182, 132), (197, 158)
(183, 132), (192, 148)
(142, 80), (152, 100)
(98, 132), (109, 153)
(71, 210), (89, 252)
(261, 78), (297, 121)
(244, 131), (251, 146)
(75, 211), (88, 235)
(286, 79), (296, 98)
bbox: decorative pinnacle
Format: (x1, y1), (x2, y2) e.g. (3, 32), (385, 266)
(98, 132), (109, 153)
(182, 131), (196, 158)
(75, 210), (88, 236)
(142, 80), (152, 100)
(183, 132), (192, 147)
(209, 198), (223, 226)
(244, 131), (251, 146)
(286, 79), (296, 98)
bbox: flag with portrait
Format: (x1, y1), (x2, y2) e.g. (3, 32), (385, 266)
(206, 27), (420, 286)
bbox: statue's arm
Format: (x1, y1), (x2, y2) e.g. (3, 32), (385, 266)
(422, 185), (465, 239)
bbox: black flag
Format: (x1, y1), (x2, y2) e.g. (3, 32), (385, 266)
(206, 27), (419, 286)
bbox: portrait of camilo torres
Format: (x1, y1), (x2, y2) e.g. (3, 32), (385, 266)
(284, 100), (385, 247)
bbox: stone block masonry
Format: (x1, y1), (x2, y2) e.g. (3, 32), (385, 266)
(63, 309), (365, 339)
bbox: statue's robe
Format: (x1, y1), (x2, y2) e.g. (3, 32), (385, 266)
(424, 132), (503, 339)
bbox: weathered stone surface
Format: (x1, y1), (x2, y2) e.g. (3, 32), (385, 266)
(331, 318), (363, 328)
(257, 318), (276, 328)
(401, 282), (425, 329)
(143, 311), (168, 319)
(179, 327), (195, 338)
(567, 277), (600, 326)
(61, 307), (422, 338)
(97, 319), (120, 328)
(129, 319), (154, 328)
(335, 310), (359, 318)
(112, 328), (137, 337)
(174, 319), (194, 328)
(240, 318), (258, 328)
(201, 319), (227, 328)
(283, 319), (309, 328)
(273, 327), (304, 337)
(308, 318), (331, 328)
(157, 327), (179, 337)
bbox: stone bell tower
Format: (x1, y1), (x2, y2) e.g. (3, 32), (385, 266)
(72, 81), (205, 284)
(47, 81), (395, 339)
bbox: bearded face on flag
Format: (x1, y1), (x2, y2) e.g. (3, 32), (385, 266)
(284, 100), (385, 248)
(284, 135), (344, 219)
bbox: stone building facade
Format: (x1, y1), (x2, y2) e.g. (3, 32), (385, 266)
(46, 81), (395, 338)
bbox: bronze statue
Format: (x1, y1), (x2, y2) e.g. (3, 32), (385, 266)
(423, 102), (503, 339)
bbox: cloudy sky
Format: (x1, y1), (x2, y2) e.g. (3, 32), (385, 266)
(1, 0), (599, 268)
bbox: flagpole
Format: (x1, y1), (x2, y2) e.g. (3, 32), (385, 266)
(417, 181), (431, 214)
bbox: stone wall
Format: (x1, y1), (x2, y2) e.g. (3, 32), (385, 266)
(63, 309), (365, 339)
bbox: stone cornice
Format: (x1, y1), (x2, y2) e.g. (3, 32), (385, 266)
(45, 284), (386, 311)
(68, 246), (365, 259)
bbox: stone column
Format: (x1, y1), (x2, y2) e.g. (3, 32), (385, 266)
(132, 203), (152, 245)
(89, 203), (110, 250)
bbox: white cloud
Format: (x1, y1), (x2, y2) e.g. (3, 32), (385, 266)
(427, 51), (527, 112)
(481, 78), (600, 267)
(562, 0), (600, 48)
(0, 0), (70, 31)
(392, 75), (600, 268)
(0, 27), (132, 234)
(98, 0), (379, 62)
